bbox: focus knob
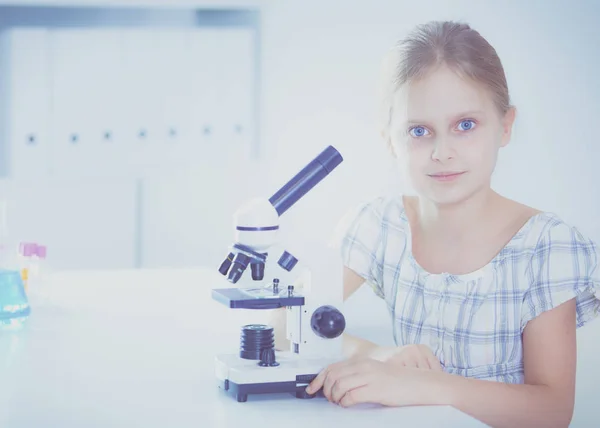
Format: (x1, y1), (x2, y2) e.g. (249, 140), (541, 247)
(310, 305), (346, 339)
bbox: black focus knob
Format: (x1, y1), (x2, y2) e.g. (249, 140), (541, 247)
(258, 348), (279, 367)
(311, 305), (346, 339)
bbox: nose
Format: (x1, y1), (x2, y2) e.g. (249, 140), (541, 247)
(431, 136), (455, 161)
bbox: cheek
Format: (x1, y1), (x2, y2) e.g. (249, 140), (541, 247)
(461, 133), (499, 167)
(391, 142), (427, 184)
(403, 144), (430, 171)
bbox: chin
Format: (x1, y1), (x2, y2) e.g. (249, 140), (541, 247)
(413, 183), (480, 206)
(425, 193), (470, 206)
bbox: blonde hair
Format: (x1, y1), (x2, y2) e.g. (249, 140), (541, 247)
(380, 20), (513, 151)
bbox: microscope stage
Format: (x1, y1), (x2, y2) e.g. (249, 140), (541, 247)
(215, 351), (338, 402)
(212, 287), (305, 309)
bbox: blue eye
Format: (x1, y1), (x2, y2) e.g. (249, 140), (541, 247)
(457, 119), (476, 131)
(409, 126), (429, 137)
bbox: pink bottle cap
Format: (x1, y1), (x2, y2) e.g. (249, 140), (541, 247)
(36, 245), (47, 258)
(19, 242), (36, 257)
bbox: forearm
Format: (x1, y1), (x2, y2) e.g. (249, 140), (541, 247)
(342, 333), (379, 358)
(428, 372), (573, 428)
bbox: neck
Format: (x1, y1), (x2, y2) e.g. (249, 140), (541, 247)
(415, 187), (499, 244)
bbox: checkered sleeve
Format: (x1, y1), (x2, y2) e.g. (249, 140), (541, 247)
(522, 221), (600, 331)
(333, 198), (385, 299)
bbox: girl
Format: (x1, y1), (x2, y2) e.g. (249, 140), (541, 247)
(303, 20), (600, 427)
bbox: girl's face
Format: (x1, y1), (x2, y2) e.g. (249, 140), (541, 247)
(389, 65), (515, 206)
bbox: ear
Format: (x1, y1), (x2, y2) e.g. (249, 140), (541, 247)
(500, 106), (517, 147)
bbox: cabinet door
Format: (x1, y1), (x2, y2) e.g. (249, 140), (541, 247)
(141, 27), (258, 269)
(2, 26), (258, 270)
(49, 28), (129, 179)
(187, 28), (256, 162)
(5, 29), (52, 179)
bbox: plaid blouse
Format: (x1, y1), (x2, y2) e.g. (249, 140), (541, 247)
(337, 196), (600, 383)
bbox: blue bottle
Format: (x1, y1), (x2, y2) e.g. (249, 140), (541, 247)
(0, 269), (31, 330)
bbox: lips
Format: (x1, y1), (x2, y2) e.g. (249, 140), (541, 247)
(428, 171), (466, 181)
(429, 171), (465, 177)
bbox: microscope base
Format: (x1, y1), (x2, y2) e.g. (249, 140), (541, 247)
(215, 351), (339, 402)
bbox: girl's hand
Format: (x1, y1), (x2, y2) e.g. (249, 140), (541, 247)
(306, 358), (443, 408)
(369, 344), (443, 371)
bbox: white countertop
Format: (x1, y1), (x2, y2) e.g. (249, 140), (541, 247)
(0, 268), (488, 427)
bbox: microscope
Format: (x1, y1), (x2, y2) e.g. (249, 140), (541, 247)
(212, 145), (347, 403)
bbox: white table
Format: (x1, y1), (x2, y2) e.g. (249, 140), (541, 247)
(0, 269), (488, 427)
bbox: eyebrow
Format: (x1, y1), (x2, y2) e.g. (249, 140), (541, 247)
(406, 110), (486, 125)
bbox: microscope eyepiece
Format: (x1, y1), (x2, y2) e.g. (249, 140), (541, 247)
(268, 146), (343, 216)
(277, 251), (298, 272)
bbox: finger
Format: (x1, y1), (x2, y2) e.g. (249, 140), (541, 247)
(322, 371), (337, 401)
(427, 355), (443, 372)
(331, 373), (370, 404)
(338, 385), (372, 408)
(386, 353), (403, 366)
(322, 362), (363, 401)
(415, 356), (431, 370)
(306, 365), (330, 394)
(400, 356), (418, 368)
(307, 359), (351, 394)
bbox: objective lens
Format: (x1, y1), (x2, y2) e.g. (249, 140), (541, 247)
(219, 252), (235, 275)
(251, 261), (265, 280)
(228, 252), (251, 284)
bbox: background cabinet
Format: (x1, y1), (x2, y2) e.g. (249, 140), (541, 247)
(0, 25), (259, 270)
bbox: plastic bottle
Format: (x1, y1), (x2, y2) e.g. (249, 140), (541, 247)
(0, 201), (31, 330)
(18, 242), (36, 293)
(27, 244), (47, 302)
(0, 269), (30, 330)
